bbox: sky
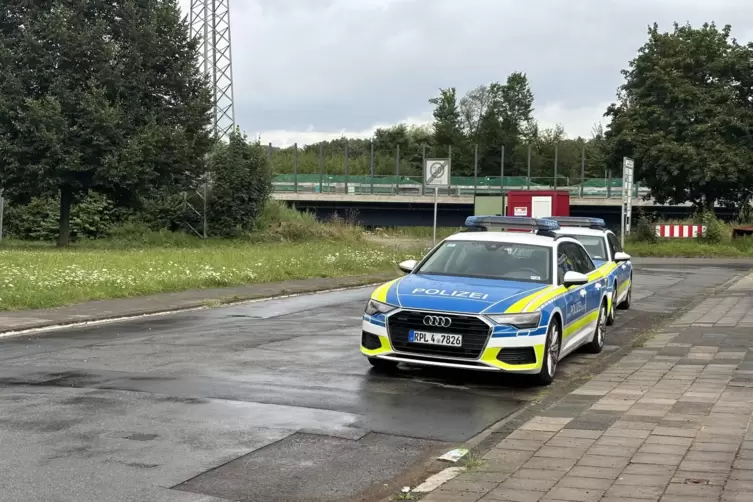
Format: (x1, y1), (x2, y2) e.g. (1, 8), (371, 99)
(178, 0), (753, 147)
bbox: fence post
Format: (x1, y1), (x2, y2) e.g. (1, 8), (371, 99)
(553, 142), (558, 190)
(318, 143), (324, 193)
(500, 145), (505, 214)
(580, 143), (585, 198)
(422, 144), (426, 196)
(448, 144), (452, 196)
(293, 142), (298, 193)
(395, 144), (400, 194)
(370, 140), (375, 195)
(526, 144), (532, 190)
(344, 141), (349, 195)
(0, 189), (4, 242)
(607, 168), (612, 198)
(473, 144), (478, 196)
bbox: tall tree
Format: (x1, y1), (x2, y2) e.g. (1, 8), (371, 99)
(0, 0), (213, 245)
(603, 22), (753, 208)
(428, 87), (469, 173)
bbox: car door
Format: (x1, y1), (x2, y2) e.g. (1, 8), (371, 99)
(558, 242), (590, 352)
(570, 242), (603, 317)
(607, 232), (629, 299)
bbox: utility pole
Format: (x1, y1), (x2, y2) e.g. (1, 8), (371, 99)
(186, 0), (236, 237)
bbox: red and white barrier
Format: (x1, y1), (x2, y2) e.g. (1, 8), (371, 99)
(655, 224), (706, 238)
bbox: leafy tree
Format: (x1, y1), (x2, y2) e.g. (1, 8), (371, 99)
(0, 0), (213, 246)
(206, 129), (272, 237)
(429, 87), (470, 173)
(603, 22), (753, 208)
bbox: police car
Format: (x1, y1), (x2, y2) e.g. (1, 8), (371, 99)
(360, 216), (611, 385)
(545, 216), (632, 326)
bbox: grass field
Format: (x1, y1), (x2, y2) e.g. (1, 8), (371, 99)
(0, 239), (425, 311)
(2, 206), (751, 312)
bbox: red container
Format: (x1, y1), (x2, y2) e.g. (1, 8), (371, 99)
(505, 190), (570, 218)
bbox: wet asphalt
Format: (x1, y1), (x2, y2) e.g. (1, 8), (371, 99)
(0, 260), (748, 502)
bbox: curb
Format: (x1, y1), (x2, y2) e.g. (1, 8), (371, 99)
(0, 272), (398, 337)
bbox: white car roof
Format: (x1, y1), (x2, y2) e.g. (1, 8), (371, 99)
(553, 227), (609, 237)
(445, 230), (578, 248)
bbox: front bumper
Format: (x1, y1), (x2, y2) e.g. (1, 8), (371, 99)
(360, 311), (546, 373)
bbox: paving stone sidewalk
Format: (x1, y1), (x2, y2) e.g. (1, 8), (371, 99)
(420, 273), (753, 502)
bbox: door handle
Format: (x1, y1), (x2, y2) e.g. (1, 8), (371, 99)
(580, 290), (587, 297)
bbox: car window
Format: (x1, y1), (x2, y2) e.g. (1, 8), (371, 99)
(416, 240), (552, 284)
(570, 243), (596, 273)
(559, 242), (593, 276)
(556, 247), (572, 284)
(607, 233), (622, 256)
(569, 235), (608, 261)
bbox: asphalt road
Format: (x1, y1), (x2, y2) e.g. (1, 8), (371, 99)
(0, 260), (748, 502)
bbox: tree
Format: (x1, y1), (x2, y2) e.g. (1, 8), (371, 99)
(458, 73), (536, 176)
(603, 22), (753, 208)
(0, 0), (213, 246)
(207, 129), (271, 237)
(428, 87), (470, 173)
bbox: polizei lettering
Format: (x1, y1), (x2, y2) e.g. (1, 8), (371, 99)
(411, 288), (489, 300)
(567, 301), (586, 317)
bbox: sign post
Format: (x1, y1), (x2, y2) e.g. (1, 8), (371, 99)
(424, 158), (451, 245)
(621, 157), (634, 248)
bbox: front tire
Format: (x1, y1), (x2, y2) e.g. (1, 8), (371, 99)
(368, 357), (399, 371)
(585, 300), (607, 354)
(535, 318), (561, 386)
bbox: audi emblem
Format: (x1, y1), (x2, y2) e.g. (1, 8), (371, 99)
(423, 315), (452, 327)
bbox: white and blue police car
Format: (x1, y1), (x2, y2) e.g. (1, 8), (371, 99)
(545, 216), (633, 326)
(360, 216), (611, 385)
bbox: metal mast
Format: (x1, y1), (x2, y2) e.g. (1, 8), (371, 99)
(189, 0), (235, 140)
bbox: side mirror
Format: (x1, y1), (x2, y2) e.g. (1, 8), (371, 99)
(614, 251), (631, 262)
(563, 271), (589, 287)
(398, 259), (417, 273)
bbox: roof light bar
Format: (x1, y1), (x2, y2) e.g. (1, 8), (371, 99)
(464, 215), (560, 232)
(544, 216), (606, 229)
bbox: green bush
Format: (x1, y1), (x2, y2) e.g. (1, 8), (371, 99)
(5, 192), (119, 241)
(631, 209), (658, 243)
(251, 200), (361, 242)
(206, 129), (272, 237)
(697, 209), (728, 243)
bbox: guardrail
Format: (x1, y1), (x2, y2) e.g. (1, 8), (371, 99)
(270, 175), (647, 199)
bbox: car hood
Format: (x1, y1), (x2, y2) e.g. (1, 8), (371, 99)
(377, 274), (552, 314)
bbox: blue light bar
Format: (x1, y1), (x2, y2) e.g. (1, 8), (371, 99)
(543, 216), (606, 229)
(465, 215), (560, 231)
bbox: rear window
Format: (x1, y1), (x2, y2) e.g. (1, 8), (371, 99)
(570, 235), (608, 261)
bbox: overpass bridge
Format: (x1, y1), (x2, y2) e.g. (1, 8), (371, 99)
(270, 182), (715, 230)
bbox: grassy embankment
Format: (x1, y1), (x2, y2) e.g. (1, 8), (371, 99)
(0, 202), (426, 311)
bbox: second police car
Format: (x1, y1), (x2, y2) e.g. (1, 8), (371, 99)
(545, 217), (633, 326)
(360, 216), (611, 385)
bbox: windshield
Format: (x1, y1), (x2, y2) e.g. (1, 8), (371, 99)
(415, 240), (552, 284)
(569, 235), (608, 261)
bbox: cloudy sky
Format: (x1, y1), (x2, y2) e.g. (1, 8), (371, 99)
(178, 0), (753, 147)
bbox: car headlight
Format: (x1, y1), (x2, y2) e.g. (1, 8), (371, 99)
(485, 312), (542, 329)
(365, 299), (396, 316)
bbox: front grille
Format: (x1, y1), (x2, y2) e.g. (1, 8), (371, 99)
(387, 311), (491, 359)
(361, 332), (382, 350)
(497, 347), (537, 365)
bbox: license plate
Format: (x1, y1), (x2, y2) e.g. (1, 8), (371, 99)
(409, 330), (462, 347)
